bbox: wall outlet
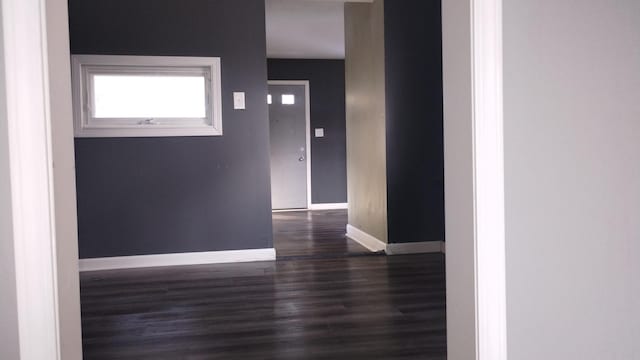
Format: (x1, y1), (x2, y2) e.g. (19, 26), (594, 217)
(315, 128), (325, 138)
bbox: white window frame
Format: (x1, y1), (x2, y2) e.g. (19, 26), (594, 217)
(71, 55), (223, 138)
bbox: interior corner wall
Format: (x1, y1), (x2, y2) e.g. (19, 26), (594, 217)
(383, 0), (444, 244)
(69, 0), (273, 258)
(344, 0), (388, 243)
(503, 0), (640, 358)
(267, 59), (347, 204)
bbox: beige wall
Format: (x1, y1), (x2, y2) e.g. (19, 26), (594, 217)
(344, 0), (387, 242)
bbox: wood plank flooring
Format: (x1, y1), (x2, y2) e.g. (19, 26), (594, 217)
(273, 210), (372, 259)
(80, 211), (447, 359)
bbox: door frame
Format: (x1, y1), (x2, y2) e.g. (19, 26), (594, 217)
(1, 0), (83, 358)
(267, 80), (312, 210)
(8, 1), (508, 358)
(443, 0), (508, 359)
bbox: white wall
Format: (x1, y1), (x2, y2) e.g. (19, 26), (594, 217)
(441, 0), (478, 358)
(265, 0), (345, 59)
(503, 0), (640, 358)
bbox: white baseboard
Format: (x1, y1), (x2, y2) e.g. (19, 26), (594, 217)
(272, 208), (308, 213)
(346, 224), (387, 252)
(308, 203), (348, 210)
(79, 248), (276, 272)
(346, 224), (444, 255)
(386, 241), (444, 255)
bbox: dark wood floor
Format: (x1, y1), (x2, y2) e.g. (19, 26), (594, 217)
(80, 211), (447, 359)
(273, 209), (372, 259)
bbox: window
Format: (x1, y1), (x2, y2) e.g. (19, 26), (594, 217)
(282, 94), (295, 105)
(72, 55), (223, 137)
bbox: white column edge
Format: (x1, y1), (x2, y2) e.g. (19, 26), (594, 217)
(472, 0), (508, 358)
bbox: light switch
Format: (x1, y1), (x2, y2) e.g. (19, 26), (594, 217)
(233, 92), (246, 110)
(315, 128), (325, 138)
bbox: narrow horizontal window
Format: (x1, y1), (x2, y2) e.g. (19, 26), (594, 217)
(282, 94), (295, 105)
(72, 55), (223, 138)
(92, 75), (207, 119)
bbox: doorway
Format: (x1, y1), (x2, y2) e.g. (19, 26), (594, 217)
(1, 0), (505, 358)
(268, 80), (311, 210)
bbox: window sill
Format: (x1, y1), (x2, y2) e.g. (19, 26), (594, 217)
(74, 125), (222, 138)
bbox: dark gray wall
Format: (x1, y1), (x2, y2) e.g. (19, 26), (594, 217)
(267, 59), (347, 204)
(69, 0), (273, 258)
(384, 0), (445, 243)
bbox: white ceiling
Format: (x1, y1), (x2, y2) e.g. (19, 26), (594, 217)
(265, 0), (371, 59)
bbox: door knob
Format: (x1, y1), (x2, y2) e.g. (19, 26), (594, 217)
(299, 156), (305, 162)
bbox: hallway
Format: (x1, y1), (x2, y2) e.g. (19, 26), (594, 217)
(273, 209), (372, 259)
(80, 211), (447, 359)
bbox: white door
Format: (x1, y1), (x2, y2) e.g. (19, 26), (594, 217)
(268, 83), (309, 210)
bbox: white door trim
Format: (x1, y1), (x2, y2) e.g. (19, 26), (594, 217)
(268, 80), (313, 209)
(1, 0), (63, 358)
(471, 0), (508, 358)
(443, 0), (507, 359)
(46, 0), (83, 358)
